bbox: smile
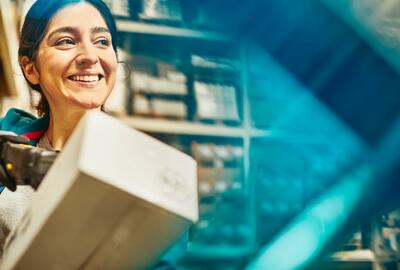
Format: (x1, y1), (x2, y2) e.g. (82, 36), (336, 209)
(68, 75), (103, 82)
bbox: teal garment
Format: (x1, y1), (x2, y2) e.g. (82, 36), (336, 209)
(0, 107), (49, 145)
(0, 108), (187, 268)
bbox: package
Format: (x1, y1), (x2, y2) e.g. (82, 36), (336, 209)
(198, 167), (242, 196)
(139, 0), (183, 23)
(194, 81), (240, 122)
(103, 0), (130, 17)
(131, 72), (188, 96)
(133, 94), (151, 115)
(152, 99), (187, 118)
(0, 111), (198, 270)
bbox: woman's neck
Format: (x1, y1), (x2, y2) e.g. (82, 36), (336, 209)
(45, 107), (87, 150)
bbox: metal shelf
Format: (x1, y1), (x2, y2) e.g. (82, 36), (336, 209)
(120, 116), (270, 138)
(116, 20), (231, 42)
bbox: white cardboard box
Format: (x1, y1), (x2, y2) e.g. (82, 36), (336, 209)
(0, 111), (198, 270)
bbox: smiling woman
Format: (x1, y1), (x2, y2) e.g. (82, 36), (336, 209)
(19, 1), (118, 151)
(0, 0), (186, 269)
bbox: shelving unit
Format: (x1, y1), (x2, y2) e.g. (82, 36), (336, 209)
(117, 20), (232, 41)
(120, 116), (271, 137)
(115, 5), (259, 265)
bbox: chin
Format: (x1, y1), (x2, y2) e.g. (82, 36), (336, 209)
(74, 100), (104, 110)
(68, 92), (110, 110)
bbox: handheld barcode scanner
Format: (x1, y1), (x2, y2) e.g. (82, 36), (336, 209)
(0, 133), (58, 191)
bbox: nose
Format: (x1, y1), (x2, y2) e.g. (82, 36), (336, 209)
(76, 42), (98, 66)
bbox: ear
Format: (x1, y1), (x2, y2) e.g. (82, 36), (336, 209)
(20, 56), (39, 85)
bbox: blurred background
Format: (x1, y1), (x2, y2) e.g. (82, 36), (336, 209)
(1, 0), (400, 269)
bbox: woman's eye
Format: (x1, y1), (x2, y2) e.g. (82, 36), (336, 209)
(95, 38), (110, 47)
(55, 38), (75, 46)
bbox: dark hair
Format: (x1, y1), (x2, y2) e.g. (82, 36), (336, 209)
(18, 0), (118, 116)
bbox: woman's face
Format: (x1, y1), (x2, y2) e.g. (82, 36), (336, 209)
(31, 3), (117, 110)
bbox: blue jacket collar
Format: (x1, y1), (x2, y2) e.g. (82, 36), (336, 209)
(0, 108), (49, 145)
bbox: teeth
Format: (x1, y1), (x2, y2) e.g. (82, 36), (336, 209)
(70, 75), (100, 82)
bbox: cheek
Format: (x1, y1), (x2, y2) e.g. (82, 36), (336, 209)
(104, 57), (118, 85)
(104, 51), (118, 73)
(109, 61), (118, 80)
(37, 51), (71, 78)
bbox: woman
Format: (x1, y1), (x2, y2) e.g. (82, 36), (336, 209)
(0, 0), (185, 268)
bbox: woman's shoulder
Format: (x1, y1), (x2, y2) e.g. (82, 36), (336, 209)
(0, 108), (48, 135)
(0, 108), (37, 131)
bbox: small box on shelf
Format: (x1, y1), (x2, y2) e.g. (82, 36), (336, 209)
(152, 98), (187, 118)
(131, 94), (187, 119)
(131, 71), (188, 96)
(198, 167), (242, 198)
(139, 0), (184, 26)
(103, 0), (131, 18)
(193, 81), (241, 125)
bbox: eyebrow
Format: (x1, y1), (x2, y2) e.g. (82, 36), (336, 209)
(47, 26), (110, 40)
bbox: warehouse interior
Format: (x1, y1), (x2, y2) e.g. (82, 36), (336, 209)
(1, 0), (400, 269)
